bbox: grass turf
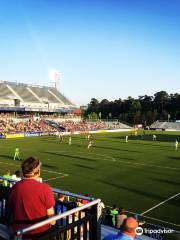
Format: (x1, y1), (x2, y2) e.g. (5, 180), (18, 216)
(0, 130), (180, 230)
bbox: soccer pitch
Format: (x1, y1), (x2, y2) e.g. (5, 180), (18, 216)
(0, 131), (180, 230)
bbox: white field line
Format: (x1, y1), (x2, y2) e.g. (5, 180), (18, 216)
(42, 169), (69, 177)
(48, 150), (180, 171)
(141, 192), (180, 215)
(0, 161), (19, 167)
(116, 159), (180, 171)
(48, 150), (115, 162)
(141, 215), (180, 228)
(44, 176), (65, 182)
(0, 161), (69, 178)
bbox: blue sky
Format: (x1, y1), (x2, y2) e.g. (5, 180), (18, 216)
(0, 0), (180, 106)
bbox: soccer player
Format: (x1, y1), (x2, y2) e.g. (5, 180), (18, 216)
(125, 135), (128, 143)
(14, 147), (20, 161)
(58, 132), (64, 142)
(87, 134), (93, 149)
(152, 134), (156, 141)
(69, 136), (72, 145)
(175, 139), (178, 150)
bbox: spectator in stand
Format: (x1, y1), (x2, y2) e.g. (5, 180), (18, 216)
(111, 204), (118, 227)
(103, 217), (138, 240)
(55, 193), (67, 226)
(2, 170), (12, 187)
(105, 209), (113, 227)
(116, 207), (127, 229)
(75, 198), (83, 207)
(82, 194), (90, 205)
(7, 156), (55, 237)
(11, 170), (21, 183)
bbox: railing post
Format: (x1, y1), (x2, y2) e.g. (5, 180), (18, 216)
(97, 201), (102, 240)
(90, 200), (102, 240)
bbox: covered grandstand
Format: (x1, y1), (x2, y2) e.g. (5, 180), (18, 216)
(0, 81), (75, 113)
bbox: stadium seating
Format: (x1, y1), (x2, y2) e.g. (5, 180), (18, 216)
(10, 84), (39, 103)
(50, 88), (72, 105)
(150, 120), (180, 130)
(0, 81), (74, 109)
(103, 121), (131, 129)
(29, 86), (60, 103)
(0, 84), (14, 100)
(0, 118), (132, 134)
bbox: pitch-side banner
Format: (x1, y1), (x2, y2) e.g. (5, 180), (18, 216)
(6, 133), (25, 139)
(25, 133), (40, 137)
(0, 134), (5, 139)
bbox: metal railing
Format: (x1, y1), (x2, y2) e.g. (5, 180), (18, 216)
(15, 199), (102, 240)
(0, 177), (102, 240)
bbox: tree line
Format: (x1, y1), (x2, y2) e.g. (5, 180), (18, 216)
(83, 91), (180, 126)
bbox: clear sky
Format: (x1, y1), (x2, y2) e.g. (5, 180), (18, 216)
(0, 0), (180, 106)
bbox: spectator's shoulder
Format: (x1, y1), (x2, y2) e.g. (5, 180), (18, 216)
(41, 182), (53, 191)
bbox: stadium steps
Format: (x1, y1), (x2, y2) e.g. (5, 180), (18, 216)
(0, 84), (15, 99)
(29, 86), (61, 103)
(9, 84), (39, 103)
(44, 119), (65, 131)
(50, 88), (73, 105)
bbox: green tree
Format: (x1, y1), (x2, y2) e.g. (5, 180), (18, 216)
(89, 112), (99, 120)
(86, 98), (99, 115)
(154, 91), (169, 117)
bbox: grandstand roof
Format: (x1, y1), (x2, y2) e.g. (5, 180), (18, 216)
(0, 80), (75, 108)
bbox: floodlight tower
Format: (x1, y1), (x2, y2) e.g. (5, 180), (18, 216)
(49, 68), (63, 90)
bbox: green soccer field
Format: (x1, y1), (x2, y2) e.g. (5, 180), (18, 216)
(0, 131), (180, 230)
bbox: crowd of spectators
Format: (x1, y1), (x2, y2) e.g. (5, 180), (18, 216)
(0, 118), (119, 134)
(0, 112), (80, 119)
(0, 119), (54, 134)
(0, 112), (129, 135)
(56, 120), (107, 132)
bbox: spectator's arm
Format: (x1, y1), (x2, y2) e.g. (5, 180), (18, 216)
(47, 207), (56, 225)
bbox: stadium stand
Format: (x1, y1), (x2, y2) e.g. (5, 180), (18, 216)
(150, 120), (180, 131)
(102, 121), (131, 130)
(0, 118), (132, 134)
(0, 81), (75, 110)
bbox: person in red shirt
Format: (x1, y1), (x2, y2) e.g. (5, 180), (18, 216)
(8, 156), (55, 237)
